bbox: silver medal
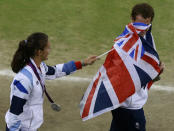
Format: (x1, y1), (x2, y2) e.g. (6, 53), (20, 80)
(51, 103), (61, 112)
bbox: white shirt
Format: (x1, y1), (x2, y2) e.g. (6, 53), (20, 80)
(120, 87), (148, 109)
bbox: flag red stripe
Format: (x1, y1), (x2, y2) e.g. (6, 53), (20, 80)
(114, 34), (130, 42)
(122, 24), (139, 52)
(147, 81), (153, 90)
(141, 54), (161, 73)
(135, 44), (139, 61)
(82, 73), (101, 118)
(128, 23), (137, 33)
(122, 34), (138, 52)
(103, 49), (135, 103)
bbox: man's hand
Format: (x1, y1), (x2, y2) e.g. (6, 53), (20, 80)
(152, 75), (160, 82)
(152, 61), (165, 82)
(159, 61), (165, 75)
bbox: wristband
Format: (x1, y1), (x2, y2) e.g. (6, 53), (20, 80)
(81, 60), (87, 66)
(75, 61), (82, 69)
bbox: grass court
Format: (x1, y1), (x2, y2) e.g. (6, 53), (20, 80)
(0, 0), (174, 130)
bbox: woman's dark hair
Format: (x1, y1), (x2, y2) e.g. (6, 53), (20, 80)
(131, 3), (155, 22)
(11, 32), (48, 73)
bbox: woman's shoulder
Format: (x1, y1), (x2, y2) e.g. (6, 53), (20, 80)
(14, 66), (33, 85)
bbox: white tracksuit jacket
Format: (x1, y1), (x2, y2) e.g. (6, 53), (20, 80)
(5, 58), (82, 131)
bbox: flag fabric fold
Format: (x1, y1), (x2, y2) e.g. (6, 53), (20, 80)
(80, 22), (161, 121)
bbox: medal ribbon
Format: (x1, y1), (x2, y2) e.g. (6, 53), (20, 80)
(28, 61), (54, 103)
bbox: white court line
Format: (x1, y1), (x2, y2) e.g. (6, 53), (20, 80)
(0, 69), (173, 92)
(0, 69), (92, 82)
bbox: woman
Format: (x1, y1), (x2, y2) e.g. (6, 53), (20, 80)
(5, 32), (97, 131)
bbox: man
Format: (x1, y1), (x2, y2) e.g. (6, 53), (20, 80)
(110, 3), (164, 131)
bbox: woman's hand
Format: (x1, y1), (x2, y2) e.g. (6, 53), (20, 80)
(83, 56), (98, 66)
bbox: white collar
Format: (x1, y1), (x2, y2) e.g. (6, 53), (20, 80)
(29, 58), (42, 74)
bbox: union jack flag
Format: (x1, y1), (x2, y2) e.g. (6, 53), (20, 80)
(80, 23), (161, 121)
